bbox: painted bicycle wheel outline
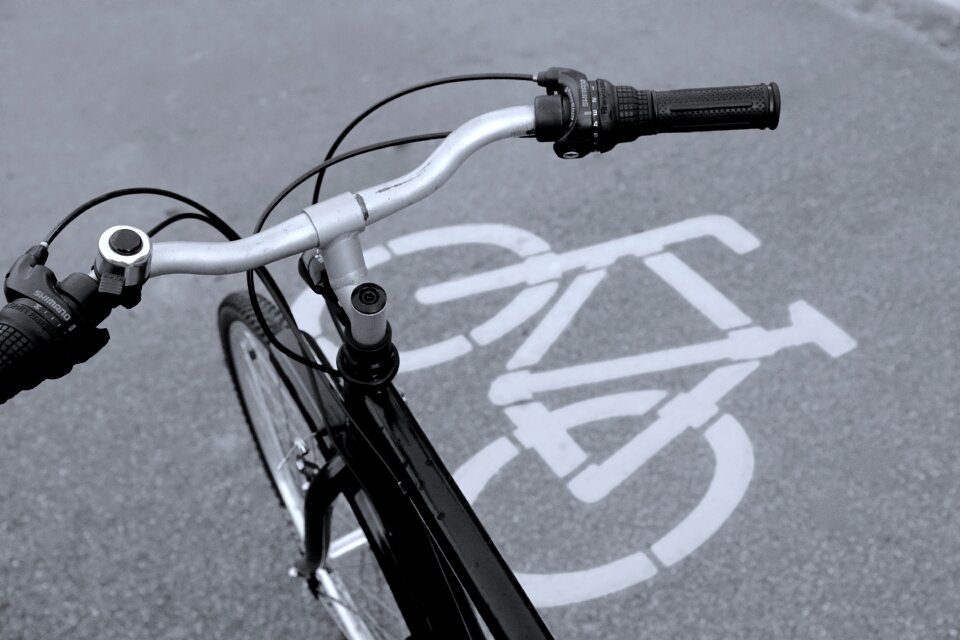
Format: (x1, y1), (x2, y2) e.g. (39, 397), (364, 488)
(453, 407), (754, 608)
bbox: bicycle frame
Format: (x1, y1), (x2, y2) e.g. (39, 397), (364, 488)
(265, 310), (554, 638)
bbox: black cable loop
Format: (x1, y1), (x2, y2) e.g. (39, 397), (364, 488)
(310, 72), (535, 205)
(146, 212), (211, 237)
(253, 131), (450, 234)
(43, 187), (241, 245)
(244, 268), (341, 376)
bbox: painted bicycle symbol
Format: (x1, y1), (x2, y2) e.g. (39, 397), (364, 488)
(292, 215), (857, 608)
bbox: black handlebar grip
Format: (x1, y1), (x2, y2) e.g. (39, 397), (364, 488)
(533, 70), (780, 156)
(0, 320), (41, 404)
(0, 247), (121, 404)
(614, 82), (780, 142)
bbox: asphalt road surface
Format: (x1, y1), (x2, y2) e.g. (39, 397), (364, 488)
(1, 1), (959, 638)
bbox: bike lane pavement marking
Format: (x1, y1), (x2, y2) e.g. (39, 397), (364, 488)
(294, 215), (858, 608)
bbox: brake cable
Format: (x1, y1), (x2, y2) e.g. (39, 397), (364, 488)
(35, 73), (538, 379)
(310, 73), (536, 204)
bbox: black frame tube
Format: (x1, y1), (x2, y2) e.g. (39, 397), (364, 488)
(340, 381), (555, 639)
(269, 322), (553, 638)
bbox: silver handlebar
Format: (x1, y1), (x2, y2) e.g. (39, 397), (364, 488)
(148, 106), (536, 278)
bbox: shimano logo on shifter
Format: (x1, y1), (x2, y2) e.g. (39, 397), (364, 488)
(34, 289), (71, 321)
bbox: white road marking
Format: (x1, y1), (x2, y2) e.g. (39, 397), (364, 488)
(567, 362), (758, 503)
(933, 0), (960, 10)
(363, 244), (392, 268)
(488, 300), (857, 405)
(517, 551), (658, 609)
(469, 282), (558, 346)
(650, 414), (754, 567)
(506, 270), (607, 370)
(398, 335), (472, 372)
(388, 223), (550, 257)
(507, 390), (667, 478)
(291, 289), (323, 338)
(328, 528), (369, 559)
(453, 436), (520, 503)
(644, 252), (752, 330)
(788, 300), (858, 357)
(417, 215), (760, 304)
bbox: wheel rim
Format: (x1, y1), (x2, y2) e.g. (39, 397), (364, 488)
(227, 320), (409, 639)
(229, 322), (311, 538)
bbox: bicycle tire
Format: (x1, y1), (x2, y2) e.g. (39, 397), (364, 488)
(217, 292), (411, 639)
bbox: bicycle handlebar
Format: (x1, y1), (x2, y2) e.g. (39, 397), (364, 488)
(0, 69), (781, 404)
(150, 106), (537, 277)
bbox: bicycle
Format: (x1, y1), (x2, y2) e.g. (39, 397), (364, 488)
(0, 68), (780, 638)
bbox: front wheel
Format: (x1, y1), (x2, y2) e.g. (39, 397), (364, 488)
(217, 292), (410, 639)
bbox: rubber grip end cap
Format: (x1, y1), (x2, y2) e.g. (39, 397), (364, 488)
(768, 82), (781, 130)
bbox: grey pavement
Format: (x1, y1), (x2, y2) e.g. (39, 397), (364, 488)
(1, 1), (959, 639)
(827, 0), (960, 54)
